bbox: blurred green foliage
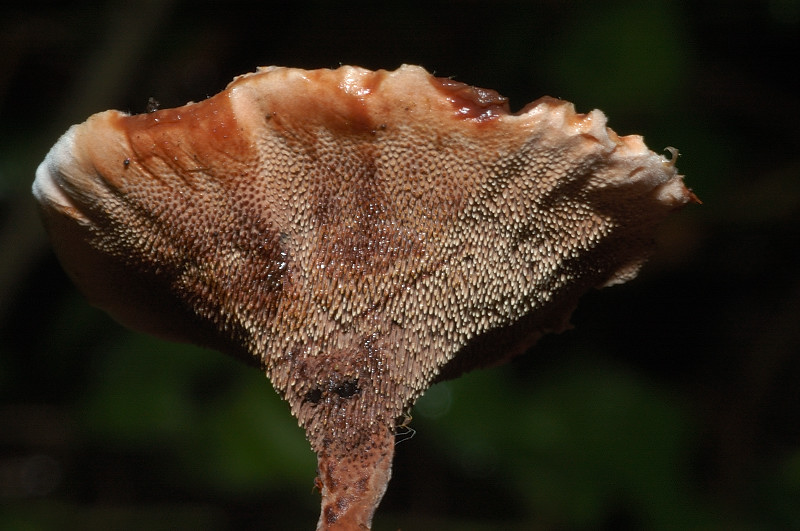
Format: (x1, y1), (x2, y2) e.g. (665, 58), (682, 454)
(2, 0), (799, 529)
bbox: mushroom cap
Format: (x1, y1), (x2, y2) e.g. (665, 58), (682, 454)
(34, 63), (693, 449)
(34, 64), (694, 530)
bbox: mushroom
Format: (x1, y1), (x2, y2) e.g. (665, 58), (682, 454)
(33, 65), (695, 530)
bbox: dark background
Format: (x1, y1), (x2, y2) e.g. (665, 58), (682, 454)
(1, 1), (798, 529)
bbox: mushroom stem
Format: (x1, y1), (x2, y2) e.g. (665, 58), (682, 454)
(315, 427), (394, 531)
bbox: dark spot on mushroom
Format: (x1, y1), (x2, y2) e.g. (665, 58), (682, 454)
(324, 505), (338, 525)
(332, 379), (360, 399)
(305, 387), (323, 404)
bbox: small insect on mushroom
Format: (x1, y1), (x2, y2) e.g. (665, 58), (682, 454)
(146, 96), (160, 113)
(394, 413), (416, 444)
(33, 65), (696, 531)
